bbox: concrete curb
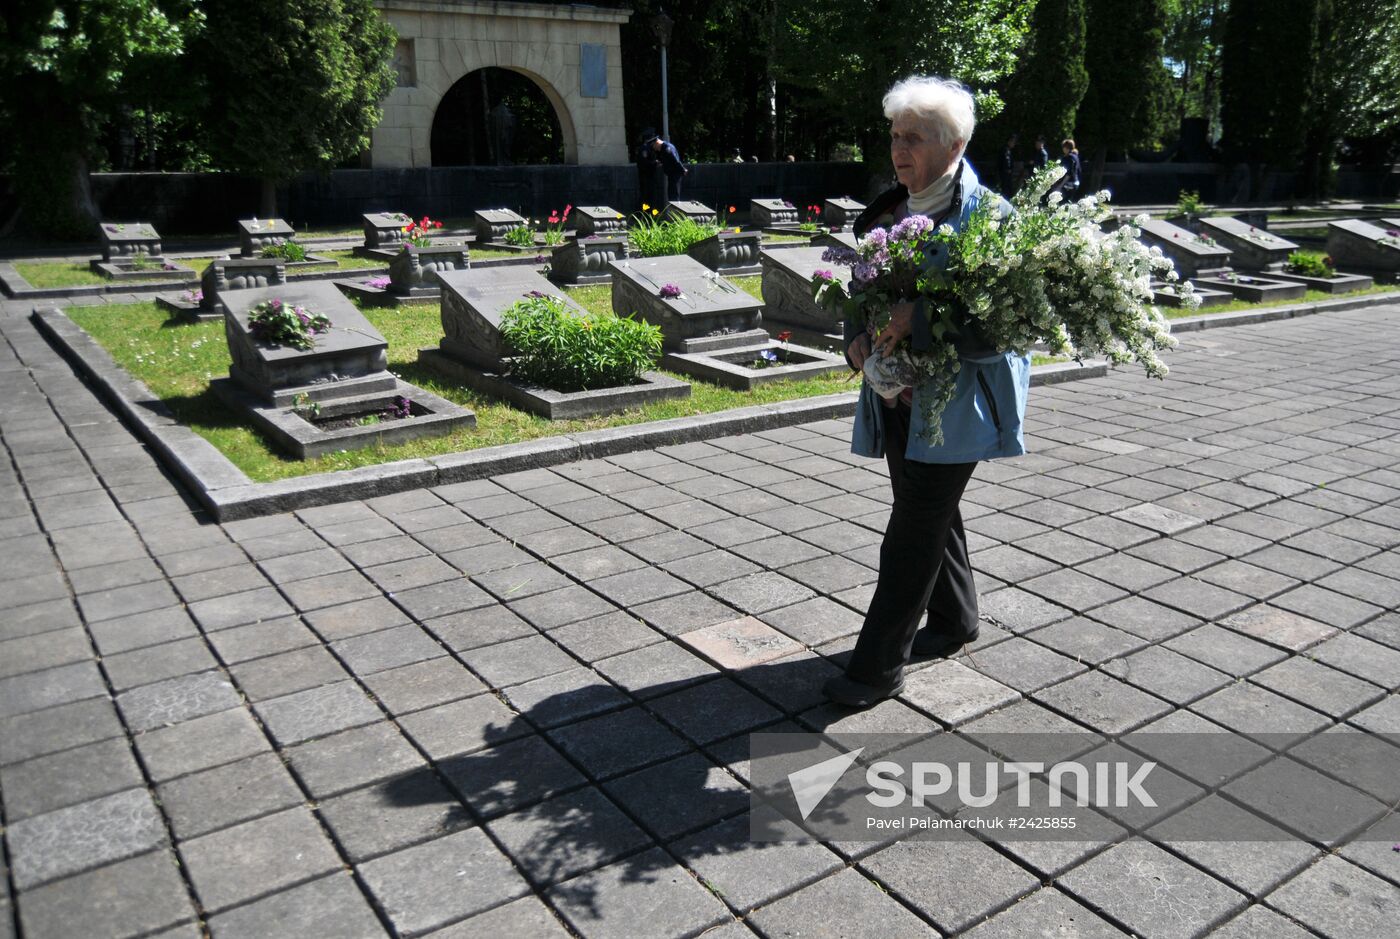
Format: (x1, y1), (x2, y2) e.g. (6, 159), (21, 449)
(42, 294), (1397, 520)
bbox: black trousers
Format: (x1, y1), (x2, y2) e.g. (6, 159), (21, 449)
(845, 401), (979, 686)
(666, 173), (683, 202)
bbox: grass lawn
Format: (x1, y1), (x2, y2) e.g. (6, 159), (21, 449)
(66, 276), (855, 483)
(15, 256), (222, 289)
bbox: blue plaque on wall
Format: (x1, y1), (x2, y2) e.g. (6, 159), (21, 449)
(581, 43), (608, 98)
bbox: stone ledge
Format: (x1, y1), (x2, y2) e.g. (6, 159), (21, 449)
(31, 300), (1245, 520)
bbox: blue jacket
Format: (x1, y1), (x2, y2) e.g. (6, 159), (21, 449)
(847, 159), (1030, 464)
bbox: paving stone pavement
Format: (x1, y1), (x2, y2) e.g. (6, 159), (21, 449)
(1, 297), (1399, 937)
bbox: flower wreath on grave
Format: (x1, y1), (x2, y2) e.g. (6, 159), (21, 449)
(812, 164), (1188, 445)
(247, 298), (332, 350)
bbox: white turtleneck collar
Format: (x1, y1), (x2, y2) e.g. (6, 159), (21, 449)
(906, 162), (959, 218)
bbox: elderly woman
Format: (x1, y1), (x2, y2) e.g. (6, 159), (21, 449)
(824, 76), (1031, 708)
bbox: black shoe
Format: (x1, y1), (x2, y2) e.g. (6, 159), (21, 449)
(912, 625), (979, 657)
(822, 672), (905, 708)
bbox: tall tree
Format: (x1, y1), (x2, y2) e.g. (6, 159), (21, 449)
(1218, 0), (1320, 171)
(1163, 0), (1227, 138)
(1002, 0), (1089, 145)
(198, 0), (396, 215)
(1079, 0), (1170, 187)
(0, 0), (196, 235)
(774, 0), (1036, 183)
(1299, 0), (1400, 195)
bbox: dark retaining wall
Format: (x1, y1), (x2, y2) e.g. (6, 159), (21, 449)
(4, 161), (1396, 235)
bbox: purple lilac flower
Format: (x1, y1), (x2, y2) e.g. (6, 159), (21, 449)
(366, 276), (390, 289)
(812, 269), (835, 282)
(659, 283), (683, 299)
(862, 228), (889, 252)
(891, 214), (934, 241)
(820, 247), (859, 266)
(525, 290), (547, 298)
(852, 262), (879, 283)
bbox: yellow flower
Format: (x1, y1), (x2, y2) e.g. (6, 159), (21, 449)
(642, 203), (650, 211)
(733, 227), (740, 234)
(651, 209), (659, 216)
(616, 213), (623, 219)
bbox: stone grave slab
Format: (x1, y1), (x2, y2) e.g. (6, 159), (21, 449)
(421, 267), (690, 420)
(214, 281), (473, 457)
(760, 246), (844, 333)
(574, 206), (628, 237)
(687, 231), (762, 276)
(220, 281), (393, 405)
(99, 222), (162, 260)
(474, 209), (529, 245)
(813, 231), (859, 252)
(1138, 218), (1233, 278)
(1192, 273), (1307, 304)
(608, 255), (766, 353)
(1327, 220), (1400, 273)
(1268, 270), (1374, 294)
(550, 235), (628, 285)
(664, 340), (845, 391)
(664, 201), (717, 225)
(388, 245), (470, 296)
(157, 258), (288, 320)
(361, 213), (413, 256)
(238, 219), (295, 257)
(751, 199), (799, 228)
(1198, 217), (1298, 270)
(823, 197), (866, 232)
(1152, 282), (1230, 309)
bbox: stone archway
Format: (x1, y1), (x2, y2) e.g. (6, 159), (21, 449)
(371, 0), (630, 167)
(430, 67), (570, 166)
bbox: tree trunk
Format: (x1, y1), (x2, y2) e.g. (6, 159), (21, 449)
(66, 152), (102, 235)
(260, 178), (278, 218)
(1089, 146), (1108, 193)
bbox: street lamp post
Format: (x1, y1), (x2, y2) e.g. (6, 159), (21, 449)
(651, 11), (674, 143)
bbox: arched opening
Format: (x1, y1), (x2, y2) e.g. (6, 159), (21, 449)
(430, 67), (566, 166)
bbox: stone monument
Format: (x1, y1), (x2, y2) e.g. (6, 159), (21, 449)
(91, 222), (191, 281)
(686, 231), (762, 276)
(760, 247), (842, 333)
(1326, 220), (1400, 274)
(663, 201), (717, 225)
(550, 234), (628, 285)
(573, 205), (628, 237)
(1137, 218), (1233, 278)
(823, 197), (866, 232)
(750, 199), (799, 228)
(1197, 217), (1298, 271)
(474, 208), (529, 245)
(238, 218), (296, 257)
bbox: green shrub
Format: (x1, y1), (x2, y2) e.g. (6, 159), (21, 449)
(629, 213), (719, 257)
(261, 241), (308, 262)
(1176, 190), (1204, 217)
(503, 225), (536, 247)
(500, 295), (662, 391)
(1285, 250), (1335, 278)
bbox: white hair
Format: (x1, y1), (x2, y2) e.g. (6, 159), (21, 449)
(882, 76), (976, 150)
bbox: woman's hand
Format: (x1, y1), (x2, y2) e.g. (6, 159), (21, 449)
(847, 333), (871, 370)
(874, 302), (915, 356)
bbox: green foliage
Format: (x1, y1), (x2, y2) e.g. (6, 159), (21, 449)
(628, 214), (719, 257)
(503, 225), (536, 247)
(1176, 190), (1204, 216)
(1286, 250), (1335, 277)
(1164, 0), (1228, 133)
(1001, 0), (1088, 143)
(1080, 0), (1170, 159)
(1219, 0), (1322, 164)
(198, 0), (395, 183)
(247, 298), (331, 350)
(261, 241), (307, 262)
(500, 296), (662, 391)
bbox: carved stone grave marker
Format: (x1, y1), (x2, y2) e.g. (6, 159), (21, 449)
(91, 222), (192, 281)
(574, 205), (628, 237)
(1327, 219), (1400, 273)
(663, 201), (717, 225)
(362, 213), (413, 251)
(1197, 217), (1298, 270)
(751, 198), (799, 228)
(551, 235), (628, 285)
(687, 231), (762, 275)
(1137, 218), (1233, 278)
(760, 246), (843, 333)
(608, 254), (765, 353)
(823, 197), (866, 232)
(238, 218), (296, 257)
(99, 222), (161, 260)
(474, 208), (528, 245)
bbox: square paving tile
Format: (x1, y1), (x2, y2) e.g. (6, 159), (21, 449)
(900, 659), (1020, 726)
(116, 670), (241, 732)
(748, 866), (938, 937)
(1146, 795), (1319, 898)
(358, 827), (531, 935)
(0, 660), (108, 719)
(1034, 671), (1172, 734)
(1100, 645), (1233, 705)
(0, 736), (144, 821)
(1189, 682), (1331, 745)
(1250, 657), (1385, 719)
(964, 637), (1089, 694)
(205, 872), (386, 939)
(501, 667), (629, 729)
(1163, 624), (1289, 677)
(284, 721), (426, 799)
(133, 706), (271, 782)
(104, 638), (222, 693)
(548, 706), (691, 780)
(7, 787), (167, 889)
(960, 887), (1126, 939)
(16, 849), (196, 939)
(156, 751), (304, 841)
(252, 679), (383, 747)
(440, 733), (587, 819)
(301, 596), (410, 642)
(550, 612), (664, 663)
(319, 773), (473, 862)
(487, 787), (653, 887)
(508, 584), (620, 631)
(546, 846), (732, 939)
(179, 805), (342, 912)
(331, 623), (446, 676)
(1059, 840), (1245, 938)
(760, 597), (865, 646)
(594, 641), (717, 699)
(1024, 617), (1149, 666)
(647, 678), (783, 745)
(422, 604), (536, 651)
(228, 645), (350, 702)
(360, 656), (486, 715)
(861, 835), (1040, 934)
(1222, 756), (1388, 845)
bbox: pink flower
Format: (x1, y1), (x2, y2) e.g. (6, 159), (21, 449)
(659, 283), (683, 299)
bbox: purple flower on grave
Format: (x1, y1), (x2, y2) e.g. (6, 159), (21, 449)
(535, 254), (547, 262)
(821, 246), (858, 266)
(525, 290), (548, 299)
(105, 224), (118, 233)
(163, 262), (179, 271)
(659, 283), (683, 299)
(1393, 843), (1400, 852)
(366, 276), (390, 289)
(760, 349), (778, 362)
(386, 395), (412, 419)
(1388, 229), (1400, 238)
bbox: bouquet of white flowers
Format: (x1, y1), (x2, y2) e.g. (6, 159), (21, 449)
(813, 165), (1194, 444)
